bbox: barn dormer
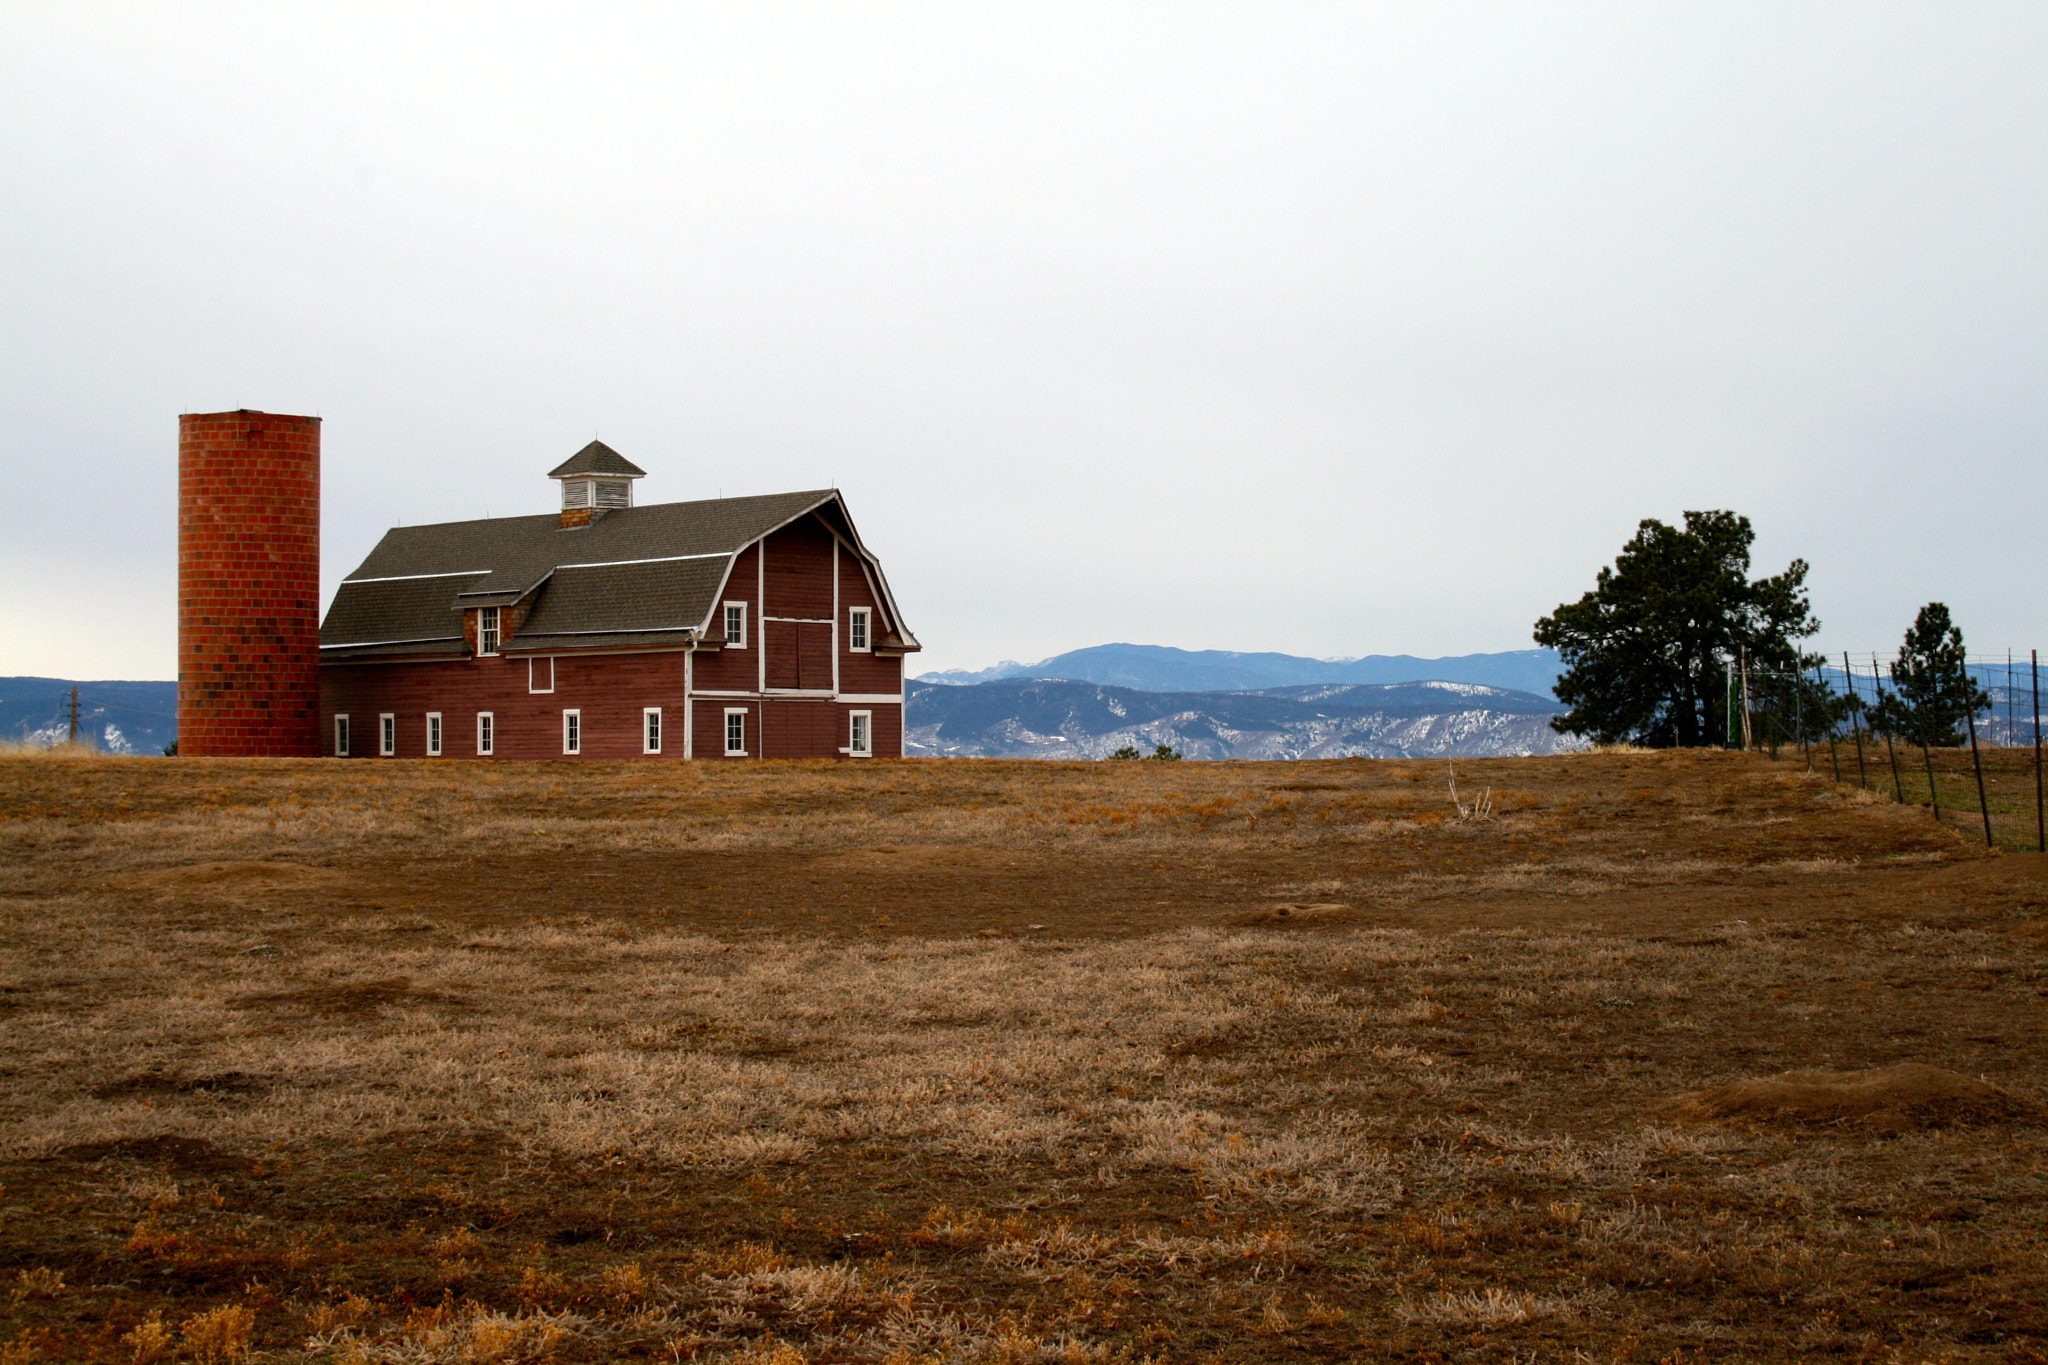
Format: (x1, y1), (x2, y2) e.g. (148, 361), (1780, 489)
(548, 441), (647, 527)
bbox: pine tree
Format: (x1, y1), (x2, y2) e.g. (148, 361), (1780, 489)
(1533, 511), (1819, 747)
(1869, 603), (1990, 748)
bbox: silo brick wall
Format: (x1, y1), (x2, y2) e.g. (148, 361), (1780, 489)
(177, 411), (322, 757)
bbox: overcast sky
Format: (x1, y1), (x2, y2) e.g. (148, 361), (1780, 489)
(3, 4), (2044, 680)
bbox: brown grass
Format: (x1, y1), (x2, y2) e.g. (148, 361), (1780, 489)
(1, 750), (2045, 1361)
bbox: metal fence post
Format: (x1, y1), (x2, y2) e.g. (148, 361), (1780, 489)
(1873, 667), (1904, 803)
(1821, 663), (1842, 784)
(1845, 652), (1868, 788)
(2034, 649), (2044, 853)
(1965, 704), (1993, 848)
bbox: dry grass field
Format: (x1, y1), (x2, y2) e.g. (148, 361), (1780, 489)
(2, 750), (2046, 1364)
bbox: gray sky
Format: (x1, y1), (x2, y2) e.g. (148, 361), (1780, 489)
(3, 4), (2044, 680)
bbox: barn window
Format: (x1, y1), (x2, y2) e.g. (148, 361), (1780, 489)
(848, 710), (872, 757)
(333, 714), (350, 757)
(848, 607), (870, 652)
(426, 712), (443, 757)
(724, 708), (748, 756)
(379, 713), (396, 757)
(478, 607), (501, 656)
(643, 707), (662, 754)
(723, 602), (746, 648)
(477, 712), (495, 756)
(562, 709), (581, 755)
(529, 657), (554, 693)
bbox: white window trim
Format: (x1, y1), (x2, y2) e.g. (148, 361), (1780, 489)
(848, 607), (871, 653)
(476, 711), (495, 756)
(379, 712), (396, 757)
(643, 706), (662, 755)
(847, 709), (873, 757)
(529, 656), (554, 694)
(723, 601), (747, 649)
(724, 707), (749, 757)
(333, 714), (350, 757)
(426, 712), (443, 757)
(562, 708), (581, 755)
(477, 606), (501, 656)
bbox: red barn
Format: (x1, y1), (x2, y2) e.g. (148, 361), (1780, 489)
(318, 443), (918, 760)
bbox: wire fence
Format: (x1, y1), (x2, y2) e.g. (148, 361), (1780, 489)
(1735, 651), (2046, 852)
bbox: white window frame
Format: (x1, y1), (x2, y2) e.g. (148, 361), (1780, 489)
(848, 607), (871, 653)
(723, 601), (747, 648)
(333, 714), (350, 757)
(562, 708), (581, 755)
(643, 707), (662, 755)
(724, 707), (748, 756)
(476, 711), (495, 756)
(379, 713), (396, 757)
(848, 709), (873, 757)
(426, 712), (443, 757)
(529, 656), (554, 693)
(477, 606), (501, 656)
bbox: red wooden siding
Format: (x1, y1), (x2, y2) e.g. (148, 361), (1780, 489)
(323, 651), (692, 760)
(764, 516), (834, 619)
(837, 555), (901, 697)
(691, 542), (758, 692)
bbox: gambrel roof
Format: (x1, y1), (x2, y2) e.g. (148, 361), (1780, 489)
(320, 490), (918, 661)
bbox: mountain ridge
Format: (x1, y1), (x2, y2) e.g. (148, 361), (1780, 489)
(919, 643), (1564, 698)
(906, 677), (1580, 760)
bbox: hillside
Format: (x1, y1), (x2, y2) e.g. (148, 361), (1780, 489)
(906, 676), (1580, 759)
(918, 643), (1564, 696)
(0, 677), (177, 753)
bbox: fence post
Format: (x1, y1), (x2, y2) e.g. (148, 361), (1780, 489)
(1845, 652), (1868, 787)
(1965, 704), (1993, 848)
(1821, 663), (1842, 783)
(1874, 655), (1904, 802)
(2034, 649), (2044, 853)
(1922, 739), (1942, 823)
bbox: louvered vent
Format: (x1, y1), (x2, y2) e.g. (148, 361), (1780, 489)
(561, 479), (591, 509)
(595, 479), (632, 509)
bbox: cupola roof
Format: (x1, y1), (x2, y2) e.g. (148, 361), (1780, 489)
(547, 440), (647, 480)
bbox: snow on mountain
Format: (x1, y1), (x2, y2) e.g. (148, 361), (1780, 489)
(906, 678), (1584, 760)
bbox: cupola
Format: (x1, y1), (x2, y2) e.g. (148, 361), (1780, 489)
(548, 441), (647, 527)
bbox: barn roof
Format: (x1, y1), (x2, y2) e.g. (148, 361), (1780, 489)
(320, 489), (916, 661)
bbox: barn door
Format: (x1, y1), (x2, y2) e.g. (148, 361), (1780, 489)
(765, 620), (834, 690)
(764, 620), (800, 689)
(797, 622), (833, 690)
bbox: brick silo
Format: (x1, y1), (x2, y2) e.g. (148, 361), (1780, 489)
(177, 410), (322, 757)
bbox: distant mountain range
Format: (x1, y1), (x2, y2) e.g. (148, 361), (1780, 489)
(918, 643), (1565, 698)
(0, 677), (178, 754)
(906, 677), (1581, 760)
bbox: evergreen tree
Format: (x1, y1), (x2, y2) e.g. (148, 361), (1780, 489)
(1533, 511), (1819, 747)
(1868, 603), (1990, 747)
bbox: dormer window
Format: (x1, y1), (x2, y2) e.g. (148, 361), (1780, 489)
(478, 606), (501, 656)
